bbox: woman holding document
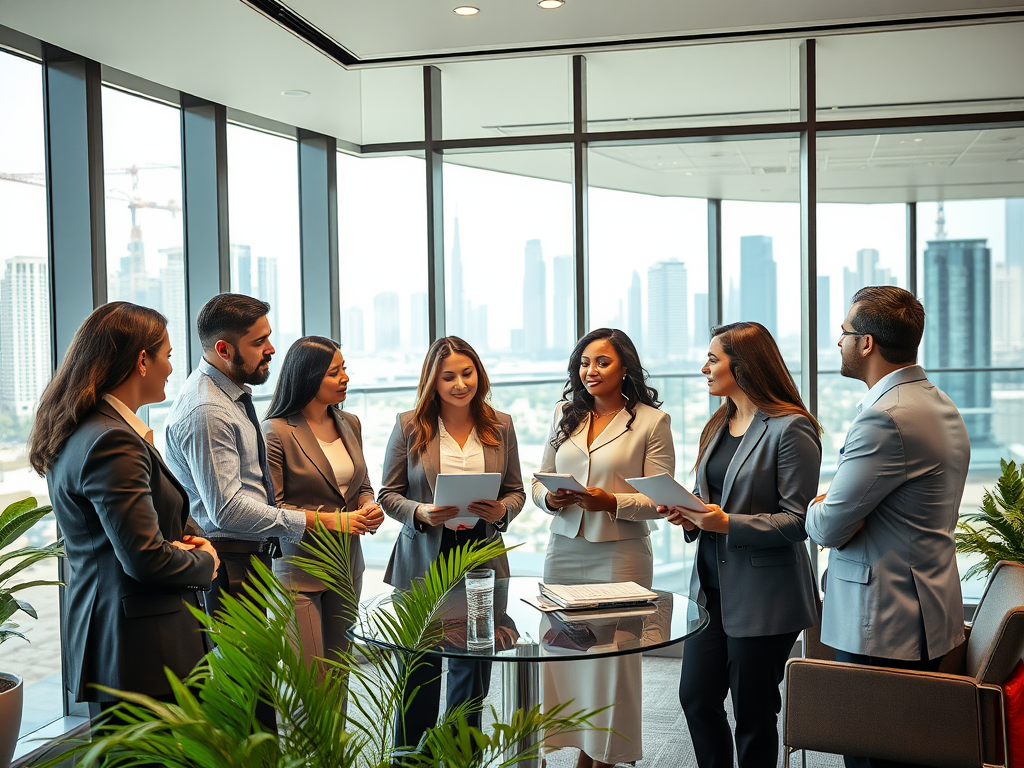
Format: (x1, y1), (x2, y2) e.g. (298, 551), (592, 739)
(661, 321), (820, 768)
(532, 327), (674, 768)
(379, 335), (526, 749)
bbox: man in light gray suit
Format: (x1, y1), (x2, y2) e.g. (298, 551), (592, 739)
(806, 285), (970, 768)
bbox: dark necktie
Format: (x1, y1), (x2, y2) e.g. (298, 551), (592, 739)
(238, 391), (276, 506)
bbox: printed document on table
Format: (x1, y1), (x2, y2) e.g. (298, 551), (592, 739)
(434, 472), (502, 530)
(539, 581), (658, 609)
(625, 473), (709, 513)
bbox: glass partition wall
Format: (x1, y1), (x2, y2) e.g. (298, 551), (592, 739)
(3, 18), (1023, 740)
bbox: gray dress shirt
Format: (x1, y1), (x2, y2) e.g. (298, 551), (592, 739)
(165, 358), (305, 542)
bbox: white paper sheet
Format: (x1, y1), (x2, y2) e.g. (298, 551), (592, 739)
(433, 472), (502, 530)
(532, 472), (588, 494)
(625, 472), (709, 513)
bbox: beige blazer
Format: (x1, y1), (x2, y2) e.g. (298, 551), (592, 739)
(262, 409), (374, 591)
(531, 401), (675, 542)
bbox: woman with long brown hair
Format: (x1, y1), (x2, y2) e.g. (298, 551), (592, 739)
(378, 336), (525, 748)
(28, 302), (218, 718)
(661, 321), (821, 768)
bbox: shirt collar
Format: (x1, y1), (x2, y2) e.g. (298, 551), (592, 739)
(199, 357), (251, 402)
(102, 394), (154, 445)
(857, 367), (908, 413)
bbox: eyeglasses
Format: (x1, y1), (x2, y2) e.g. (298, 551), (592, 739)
(839, 326), (863, 338)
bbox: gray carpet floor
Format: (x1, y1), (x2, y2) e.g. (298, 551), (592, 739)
(469, 656), (845, 768)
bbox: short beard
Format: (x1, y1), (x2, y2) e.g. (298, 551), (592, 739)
(839, 350), (864, 382)
(231, 349), (272, 386)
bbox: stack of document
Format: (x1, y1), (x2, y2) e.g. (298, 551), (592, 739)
(538, 581), (658, 610)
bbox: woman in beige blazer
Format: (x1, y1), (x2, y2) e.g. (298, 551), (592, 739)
(262, 336), (384, 673)
(532, 327), (674, 768)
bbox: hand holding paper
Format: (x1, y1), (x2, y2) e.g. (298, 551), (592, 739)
(433, 473), (502, 530)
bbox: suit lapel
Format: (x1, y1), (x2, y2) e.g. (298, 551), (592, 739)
(422, 432), (440, 495)
(720, 413), (769, 510)
(697, 425), (724, 502)
(483, 439), (501, 474)
(289, 414), (345, 502)
(588, 408), (630, 454)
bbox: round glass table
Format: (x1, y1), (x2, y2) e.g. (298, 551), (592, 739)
(349, 576), (708, 767)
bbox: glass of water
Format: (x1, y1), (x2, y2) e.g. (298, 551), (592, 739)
(465, 568), (495, 650)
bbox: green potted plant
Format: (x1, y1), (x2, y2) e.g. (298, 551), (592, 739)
(956, 458), (1024, 580)
(0, 497), (64, 768)
(34, 525), (598, 767)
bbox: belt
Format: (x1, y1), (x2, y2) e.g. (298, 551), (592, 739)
(209, 538), (280, 557)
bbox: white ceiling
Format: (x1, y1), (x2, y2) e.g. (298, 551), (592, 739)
(1, 1), (1023, 202)
(283, 0), (1024, 61)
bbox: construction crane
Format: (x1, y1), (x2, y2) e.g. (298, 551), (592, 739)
(0, 165), (181, 225)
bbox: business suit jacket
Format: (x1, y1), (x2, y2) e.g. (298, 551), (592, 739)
(806, 365), (970, 661)
(379, 410), (526, 590)
(47, 401), (215, 702)
(530, 401), (675, 542)
(262, 408), (374, 592)
(686, 412), (821, 638)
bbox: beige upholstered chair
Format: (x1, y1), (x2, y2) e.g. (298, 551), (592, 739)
(783, 560), (1024, 768)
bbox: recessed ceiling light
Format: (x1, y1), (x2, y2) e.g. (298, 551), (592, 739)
(453, 5), (479, 15)
(538, 0), (565, 8)
(282, 90), (309, 98)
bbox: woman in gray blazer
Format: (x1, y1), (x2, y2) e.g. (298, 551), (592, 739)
(379, 336), (526, 749)
(661, 322), (821, 768)
(262, 336), (384, 673)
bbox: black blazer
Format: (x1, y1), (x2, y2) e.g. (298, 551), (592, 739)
(46, 401), (215, 702)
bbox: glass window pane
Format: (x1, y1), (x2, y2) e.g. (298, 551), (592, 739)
(227, 124), (303, 398)
(0, 51), (60, 737)
(586, 40), (800, 132)
(102, 87), (187, 409)
(442, 149), (573, 577)
(817, 23), (1024, 121)
(440, 57), (571, 140)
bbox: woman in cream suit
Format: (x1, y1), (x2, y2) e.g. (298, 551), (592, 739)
(661, 322), (820, 768)
(262, 336), (384, 672)
(379, 336), (526, 749)
(533, 327), (674, 768)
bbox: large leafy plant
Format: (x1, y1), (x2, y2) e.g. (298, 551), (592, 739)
(956, 458), (1024, 580)
(41, 523), (598, 767)
(0, 497), (64, 647)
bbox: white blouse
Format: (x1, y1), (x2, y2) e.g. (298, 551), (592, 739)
(438, 418), (485, 475)
(317, 437), (355, 498)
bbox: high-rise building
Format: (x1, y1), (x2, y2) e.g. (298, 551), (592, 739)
(552, 254), (574, 351)
(469, 304), (489, 350)
(522, 239), (547, 352)
(647, 259), (687, 362)
(230, 243), (279, 332)
(158, 247), (187, 398)
(0, 257), (51, 417)
(374, 291), (401, 351)
(817, 275), (831, 350)
(924, 235), (993, 444)
(343, 306), (365, 352)
(843, 247), (897, 310)
(724, 278), (740, 325)
(692, 292), (708, 349)
(628, 271), (643, 348)
(993, 264), (1023, 364)
(450, 217), (464, 337)
(739, 235), (777, 335)
(410, 292), (429, 350)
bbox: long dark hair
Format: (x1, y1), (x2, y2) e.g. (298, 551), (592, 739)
(265, 336), (341, 420)
(552, 328), (661, 450)
(696, 321), (822, 469)
(28, 302), (167, 475)
(409, 336), (501, 456)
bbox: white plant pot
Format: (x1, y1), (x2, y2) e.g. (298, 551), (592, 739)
(0, 672), (23, 768)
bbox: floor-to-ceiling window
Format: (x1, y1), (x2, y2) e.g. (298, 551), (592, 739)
(0, 49), (60, 740)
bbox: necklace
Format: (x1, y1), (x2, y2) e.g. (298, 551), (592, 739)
(592, 406), (625, 419)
